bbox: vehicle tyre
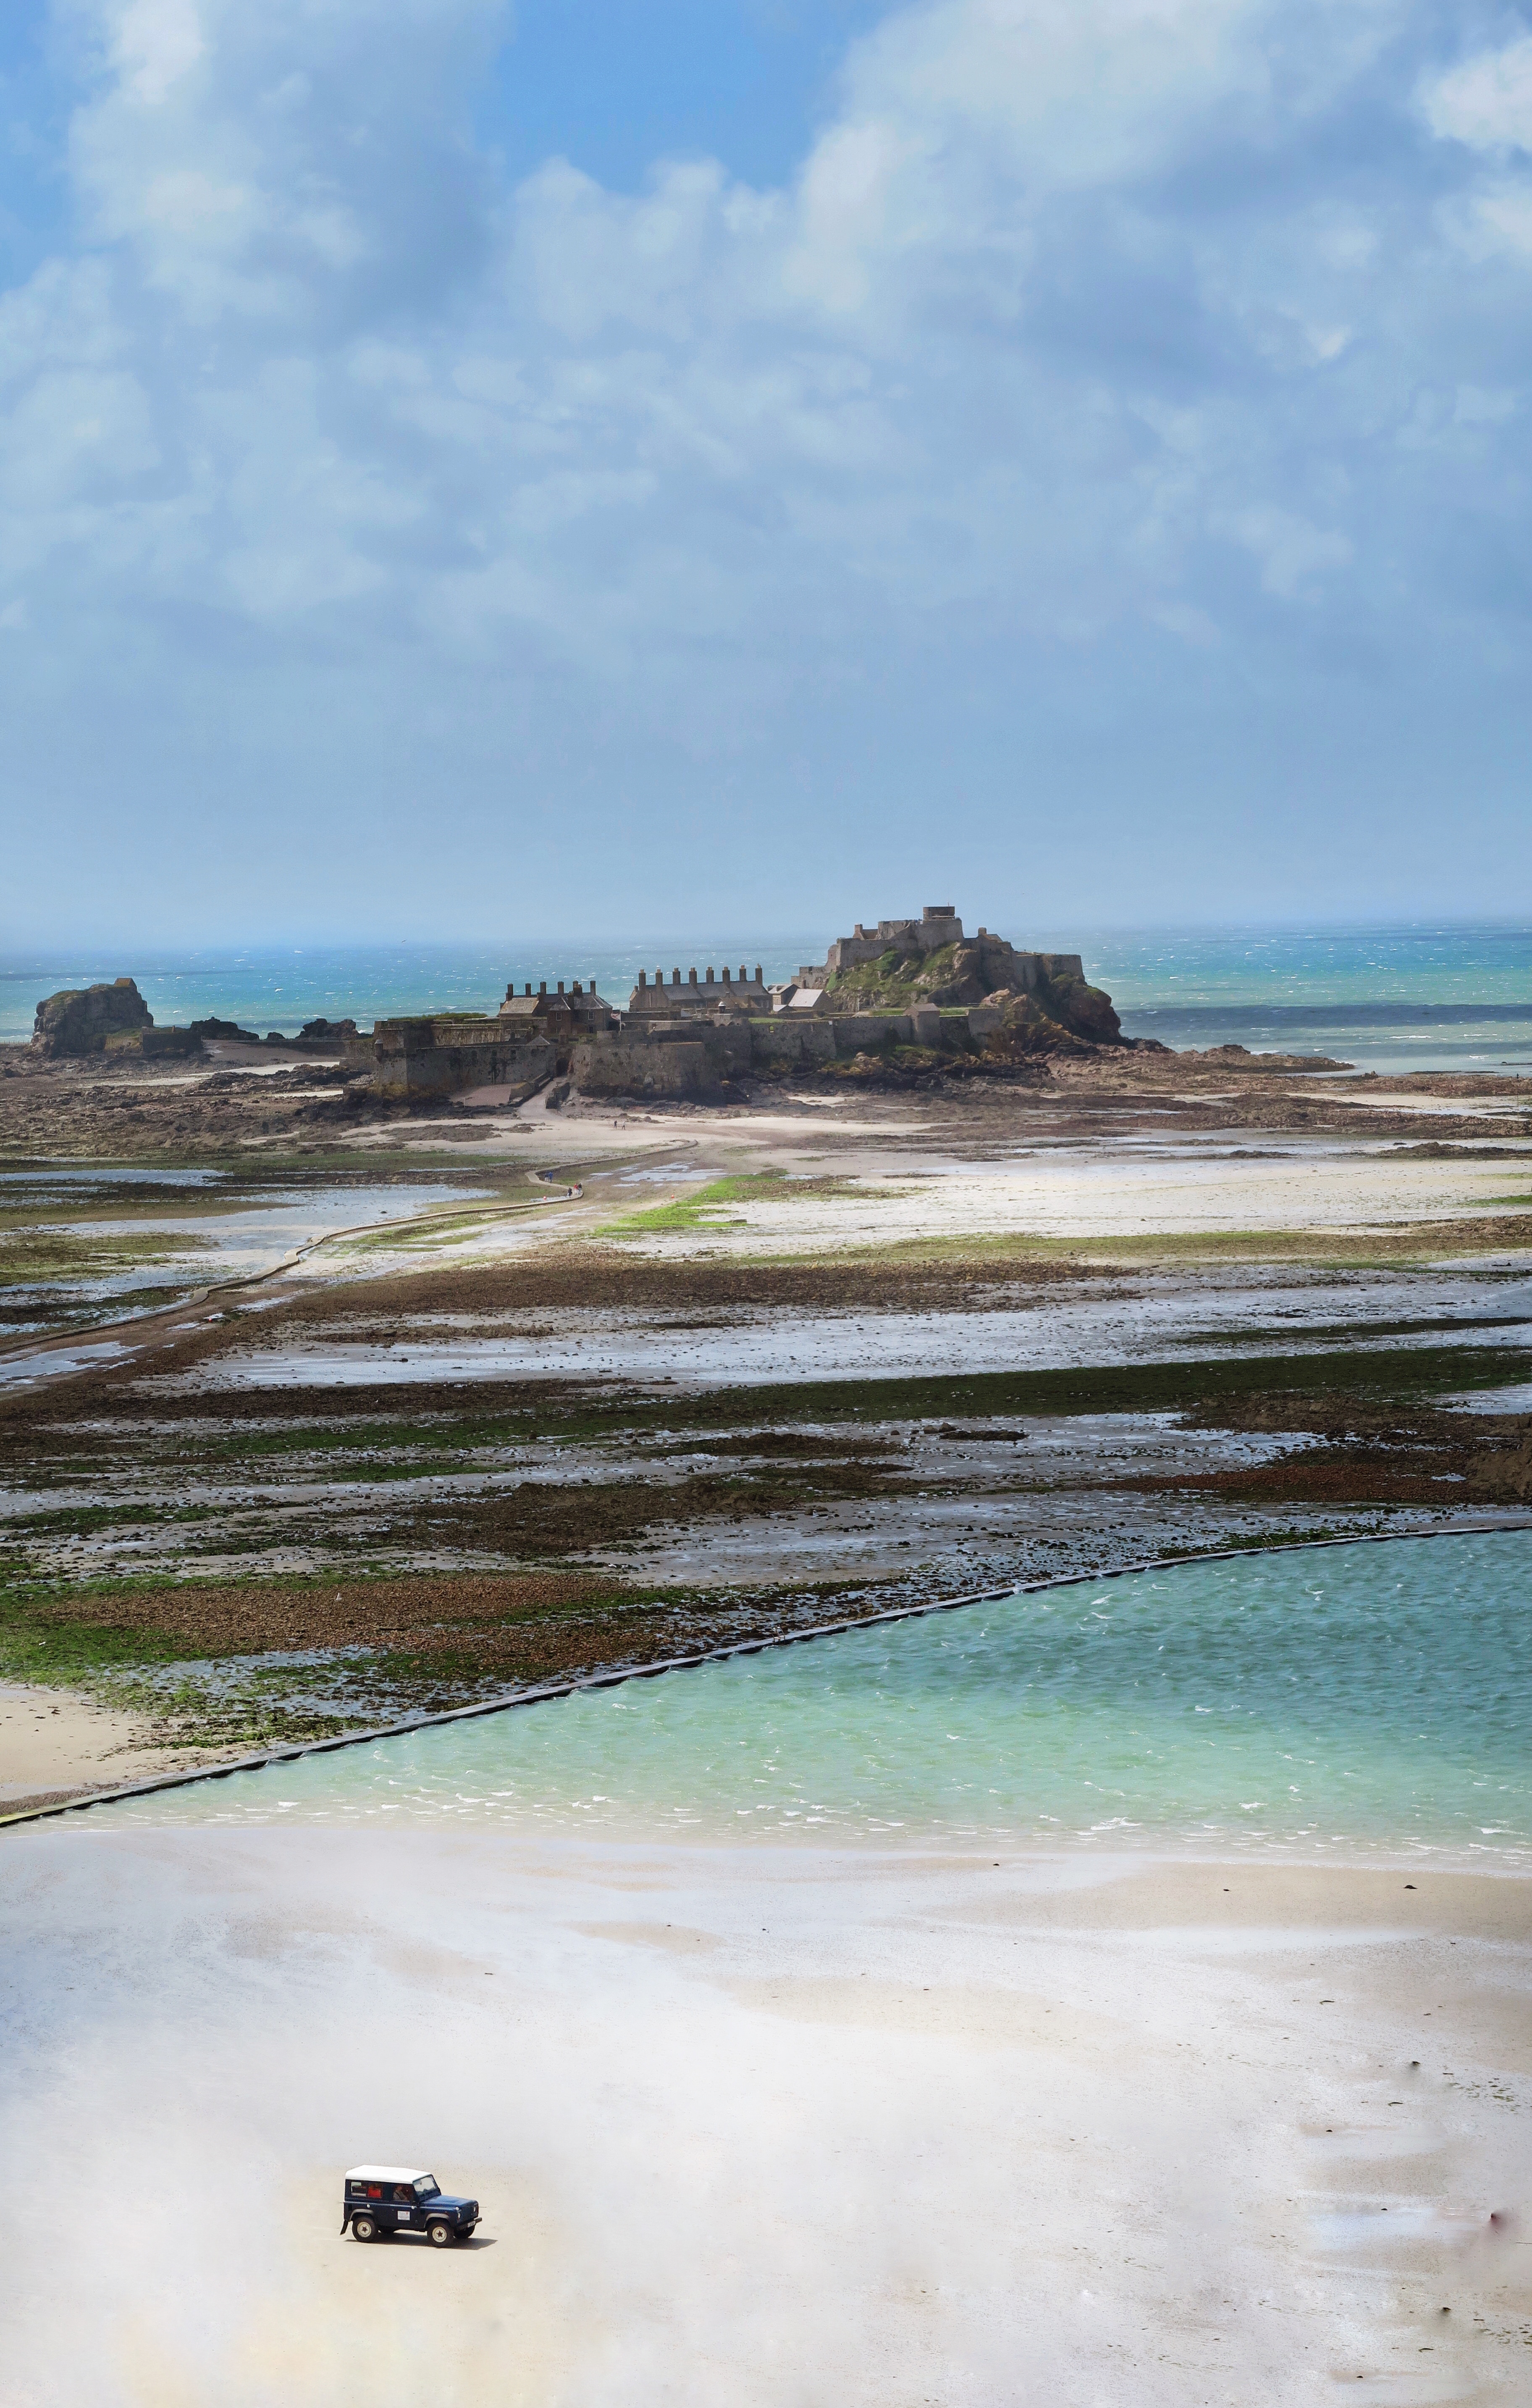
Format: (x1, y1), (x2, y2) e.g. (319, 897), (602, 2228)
(351, 2214), (377, 2243)
(427, 2220), (454, 2247)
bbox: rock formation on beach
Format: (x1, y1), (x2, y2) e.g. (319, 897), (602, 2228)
(31, 977), (199, 1059)
(188, 1017), (265, 1044)
(32, 977), (152, 1055)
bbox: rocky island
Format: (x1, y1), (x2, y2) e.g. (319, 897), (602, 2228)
(339, 905), (1153, 1106)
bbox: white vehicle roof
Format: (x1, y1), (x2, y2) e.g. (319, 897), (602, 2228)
(345, 2166), (433, 2183)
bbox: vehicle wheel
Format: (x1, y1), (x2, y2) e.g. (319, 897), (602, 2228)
(427, 2220), (454, 2247)
(351, 2214), (377, 2243)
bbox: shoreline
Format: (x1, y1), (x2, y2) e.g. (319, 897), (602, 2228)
(7, 1511), (1530, 1831)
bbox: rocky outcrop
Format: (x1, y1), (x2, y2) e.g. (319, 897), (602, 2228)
(979, 993), (1097, 1059)
(32, 977), (154, 1056)
(134, 1027), (203, 1058)
(922, 939), (1119, 1038)
(1032, 962), (1121, 1044)
(189, 1017), (265, 1044)
(186, 1016), (358, 1050)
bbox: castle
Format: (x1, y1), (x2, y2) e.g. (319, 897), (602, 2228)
(341, 907), (1120, 1100)
(796, 906), (1084, 997)
(805, 903), (963, 983)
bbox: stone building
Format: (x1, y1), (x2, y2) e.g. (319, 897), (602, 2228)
(626, 964), (770, 1017)
(497, 980), (613, 1039)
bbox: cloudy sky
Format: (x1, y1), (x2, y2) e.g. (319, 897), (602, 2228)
(3, 0), (1530, 945)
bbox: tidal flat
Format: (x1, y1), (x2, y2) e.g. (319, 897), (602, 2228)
(1, 1039), (1529, 1798)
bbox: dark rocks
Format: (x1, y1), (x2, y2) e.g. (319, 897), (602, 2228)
(188, 1017), (265, 1044)
(982, 994), (1095, 1059)
(919, 938), (1123, 1048)
(976, 970), (1122, 1060)
(1033, 966), (1122, 1045)
(138, 1027), (203, 1059)
(57, 1007), (364, 1057)
(32, 977), (153, 1056)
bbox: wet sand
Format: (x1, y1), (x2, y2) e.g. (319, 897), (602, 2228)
(2, 1826), (1526, 2406)
(0, 1680), (216, 1810)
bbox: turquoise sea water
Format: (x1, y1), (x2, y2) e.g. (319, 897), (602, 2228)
(3, 923), (1529, 1073)
(1097, 923), (1532, 1075)
(89, 1531), (1532, 1862)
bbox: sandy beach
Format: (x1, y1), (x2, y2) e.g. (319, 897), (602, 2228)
(3, 1823), (1527, 2406)
(0, 1681), (221, 1813)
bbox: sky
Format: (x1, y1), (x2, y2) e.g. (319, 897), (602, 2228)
(2, 0), (1531, 946)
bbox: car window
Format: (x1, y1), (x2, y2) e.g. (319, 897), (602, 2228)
(412, 2177), (440, 2199)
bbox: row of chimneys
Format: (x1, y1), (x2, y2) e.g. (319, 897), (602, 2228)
(507, 980), (597, 997)
(637, 966), (764, 988)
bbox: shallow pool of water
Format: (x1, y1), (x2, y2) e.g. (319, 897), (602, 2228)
(89, 1530), (1532, 1859)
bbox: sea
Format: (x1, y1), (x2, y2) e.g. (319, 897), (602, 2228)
(82, 1529), (1532, 1864)
(3, 922), (1531, 1077)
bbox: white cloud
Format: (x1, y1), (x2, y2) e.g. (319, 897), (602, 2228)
(1423, 33), (1532, 154)
(112, 0), (205, 107)
(1454, 382), (1518, 424)
(1217, 504), (1353, 599)
(1443, 176), (1532, 262)
(2, 0), (1532, 932)
(0, 0), (1476, 662)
